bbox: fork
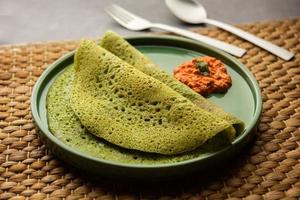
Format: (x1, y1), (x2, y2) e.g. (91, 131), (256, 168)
(105, 4), (246, 57)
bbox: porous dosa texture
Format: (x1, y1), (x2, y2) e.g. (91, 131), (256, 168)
(47, 66), (230, 164)
(69, 40), (232, 155)
(100, 31), (244, 138)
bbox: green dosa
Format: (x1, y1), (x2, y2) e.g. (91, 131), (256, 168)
(99, 31), (244, 138)
(46, 66), (230, 164)
(69, 40), (233, 155)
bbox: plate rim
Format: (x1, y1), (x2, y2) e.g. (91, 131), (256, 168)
(31, 34), (262, 170)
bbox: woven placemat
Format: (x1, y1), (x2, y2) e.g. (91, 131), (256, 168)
(0, 18), (299, 200)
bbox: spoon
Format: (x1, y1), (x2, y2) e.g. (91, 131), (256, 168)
(165, 0), (294, 61)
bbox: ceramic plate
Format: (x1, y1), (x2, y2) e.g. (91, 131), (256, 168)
(31, 35), (262, 180)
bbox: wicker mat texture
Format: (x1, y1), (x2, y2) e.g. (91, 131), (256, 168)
(0, 18), (300, 200)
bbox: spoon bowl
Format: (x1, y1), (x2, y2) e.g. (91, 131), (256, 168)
(166, 0), (207, 24)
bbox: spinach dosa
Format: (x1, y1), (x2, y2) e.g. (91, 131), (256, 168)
(100, 31), (244, 139)
(69, 40), (234, 155)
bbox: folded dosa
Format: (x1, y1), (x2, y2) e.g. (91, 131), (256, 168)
(69, 40), (232, 155)
(47, 66), (230, 164)
(99, 31), (244, 138)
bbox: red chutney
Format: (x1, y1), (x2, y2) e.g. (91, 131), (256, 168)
(173, 56), (232, 96)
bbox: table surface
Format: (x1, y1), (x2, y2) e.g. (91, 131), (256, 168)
(0, 0), (299, 45)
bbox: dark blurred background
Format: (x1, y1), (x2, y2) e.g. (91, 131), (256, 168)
(1, 0), (299, 44)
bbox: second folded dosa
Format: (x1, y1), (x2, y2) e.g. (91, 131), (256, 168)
(99, 31), (244, 139)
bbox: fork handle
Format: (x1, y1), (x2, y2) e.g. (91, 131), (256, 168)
(204, 18), (294, 61)
(151, 23), (246, 57)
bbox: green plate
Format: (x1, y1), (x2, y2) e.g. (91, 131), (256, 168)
(31, 35), (262, 180)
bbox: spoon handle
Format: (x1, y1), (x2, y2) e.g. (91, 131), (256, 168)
(151, 23), (246, 57)
(204, 18), (294, 61)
